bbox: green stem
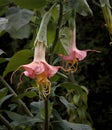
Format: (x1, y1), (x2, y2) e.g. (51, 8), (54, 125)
(44, 97), (49, 130)
(0, 114), (14, 130)
(0, 76), (33, 117)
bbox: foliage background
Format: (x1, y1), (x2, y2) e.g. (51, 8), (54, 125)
(0, 0), (112, 130)
(75, 1), (112, 130)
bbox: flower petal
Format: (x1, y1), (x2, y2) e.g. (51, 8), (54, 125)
(22, 61), (45, 78)
(41, 61), (60, 78)
(74, 49), (87, 61)
(23, 71), (35, 79)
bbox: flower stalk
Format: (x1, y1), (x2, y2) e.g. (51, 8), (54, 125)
(44, 97), (49, 130)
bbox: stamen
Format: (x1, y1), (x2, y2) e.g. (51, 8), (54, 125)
(36, 73), (51, 98)
(42, 80), (51, 98)
(37, 84), (41, 99)
(72, 59), (78, 73)
(62, 59), (78, 73)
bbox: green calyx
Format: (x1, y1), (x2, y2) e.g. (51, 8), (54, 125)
(34, 11), (51, 47)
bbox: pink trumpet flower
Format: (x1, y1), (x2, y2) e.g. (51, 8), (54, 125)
(60, 28), (100, 73)
(22, 43), (60, 79)
(11, 10), (61, 98)
(11, 42), (60, 98)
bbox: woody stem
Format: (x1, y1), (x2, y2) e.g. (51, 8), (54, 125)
(0, 115), (14, 130)
(0, 76), (33, 117)
(44, 97), (49, 130)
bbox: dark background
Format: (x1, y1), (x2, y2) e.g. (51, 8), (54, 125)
(75, 2), (112, 130)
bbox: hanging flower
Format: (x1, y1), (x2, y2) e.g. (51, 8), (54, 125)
(11, 10), (60, 98)
(11, 42), (60, 98)
(60, 28), (100, 73)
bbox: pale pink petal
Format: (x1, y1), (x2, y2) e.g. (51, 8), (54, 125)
(23, 71), (35, 79)
(62, 52), (76, 61)
(22, 62), (38, 72)
(35, 62), (45, 74)
(21, 60), (60, 79)
(73, 49), (87, 61)
(41, 61), (60, 78)
(74, 49), (100, 60)
(22, 61), (45, 78)
(61, 48), (100, 61)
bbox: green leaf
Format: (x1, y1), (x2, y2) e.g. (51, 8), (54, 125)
(8, 104), (18, 111)
(30, 101), (44, 114)
(6, 7), (33, 30)
(77, 106), (87, 120)
(34, 11), (51, 46)
(8, 24), (31, 39)
(5, 7), (33, 39)
(63, 120), (92, 130)
(50, 85), (59, 97)
(59, 82), (81, 91)
(100, 0), (111, 8)
(59, 96), (76, 110)
(0, 88), (8, 99)
(0, 0), (9, 16)
(54, 41), (67, 55)
(11, 0), (47, 9)
(81, 92), (88, 105)
(0, 18), (8, 32)
(68, 0), (93, 16)
(57, 72), (68, 79)
(52, 110), (70, 130)
(0, 7), (7, 17)
(73, 95), (80, 105)
(54, 27), (70, 55)
(47, 22), (56, 45)
(0, 94), (13, 107)
(54, 26), (71, 55)
(51, 7), (59, 22)
(0, 0), (9, 6)
(80, 85), (89, 94)
(16, 91), (37, 99)
(0, 58), (6, 64)
(41, 101), (53, 120)
(3, 49), (33, 77)
(5, 111), (43, 126)
(0, 58), (9, 64)
(52, 110), (92, 130)
(56, 27), (70, 55)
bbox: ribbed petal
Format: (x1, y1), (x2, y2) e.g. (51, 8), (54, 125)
(41, 61), (60, 78)
(61, 48), (99, 61)
(22, 61), (45, 78)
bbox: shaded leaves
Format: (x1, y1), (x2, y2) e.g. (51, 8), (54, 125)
(3, 49), (33, 77)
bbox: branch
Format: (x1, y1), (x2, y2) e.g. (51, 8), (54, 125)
(0, 114), (13, 130)
(0, 76), (33, 117)
(44, 97), (49, 130)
